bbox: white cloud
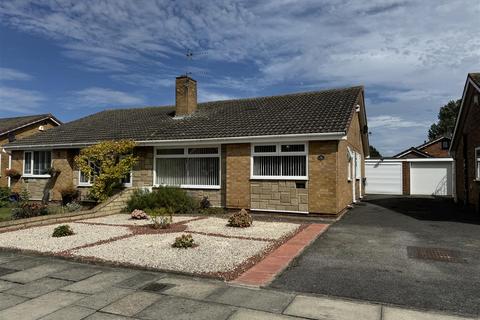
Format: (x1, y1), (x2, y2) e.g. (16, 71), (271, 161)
(0, 86), (45, 113)
(369, 115), (430, 129)
(72, 87), (144, 107)
(198, 89), (235, 102)
(0, 67), (32, 81)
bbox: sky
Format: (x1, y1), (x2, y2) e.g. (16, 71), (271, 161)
(0, 0), (479, 156)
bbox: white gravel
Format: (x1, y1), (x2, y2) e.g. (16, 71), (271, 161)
(0, 223), (131, 253)
(186, 217), (300, 240)
(78, 214), (196, 226)
(72, 233), (271, 273)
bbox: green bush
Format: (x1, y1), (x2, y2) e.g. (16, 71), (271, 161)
(52, 225), (74, 237)
(172, 234), (195, 248)
(12, 203), (48, 220)
(126, 187), (196, 213)
(228, 209), (253, 228)
(146, 207), (173, 229)
(0, 187), (10, 208)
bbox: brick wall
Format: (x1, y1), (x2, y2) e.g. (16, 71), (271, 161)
(421, 139), (449, 157)
(453, 84), (480, 211)
(0, 120), (57, 188)
(402, 161), (410, 195)
(251, 181), (308, 212)
(226, 143), (250, 209)
(308, 140), (338, 214)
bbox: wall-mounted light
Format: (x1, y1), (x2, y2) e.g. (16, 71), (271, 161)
(317, 155), (325, 160)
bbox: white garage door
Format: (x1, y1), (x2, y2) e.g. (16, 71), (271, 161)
(410, 162), (452, 196)
(365, 161), (402, 195)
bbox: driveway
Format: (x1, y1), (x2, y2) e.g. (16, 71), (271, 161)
(270, 195), (480, 317)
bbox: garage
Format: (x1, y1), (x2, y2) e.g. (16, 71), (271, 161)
(410, 160), (453, 196)
(365, 160), (402, 195)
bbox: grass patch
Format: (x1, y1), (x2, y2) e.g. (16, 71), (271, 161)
(0, 207), (12, 222)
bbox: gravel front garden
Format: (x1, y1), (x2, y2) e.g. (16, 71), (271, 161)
(0, 213), (304, 279)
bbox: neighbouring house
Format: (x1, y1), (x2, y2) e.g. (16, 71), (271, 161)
(393, 136), (451, 159)
(450, 73), (480, 212)
(0, 114), (62, 188)
(3, 76), (369, 215)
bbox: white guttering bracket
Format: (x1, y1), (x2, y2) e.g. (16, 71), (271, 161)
(4, 132), (347, 150)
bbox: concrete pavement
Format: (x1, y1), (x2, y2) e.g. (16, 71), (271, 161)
(0, 251), (477, 320)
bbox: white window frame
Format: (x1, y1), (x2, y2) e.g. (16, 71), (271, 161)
(154, 146), (221, 189)
(475, 146), (480, 181)
(23, 150), (52, 178)
(78, 161), (132, 187)
(251, 142), (308, 180)
(355, 152), (361, 180)
(347, 147), (353, 182)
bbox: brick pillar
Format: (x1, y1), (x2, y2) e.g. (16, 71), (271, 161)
(402, 161), (410, 195)
(225, 144), (250, 209)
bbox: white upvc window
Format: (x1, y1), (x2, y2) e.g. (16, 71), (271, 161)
(251, 143), (308, 180)
(347, 147), (353, 181)
(475, 147), (480, 181)
(355, 152), (361, 179)
(79, 160), (132, 187)
(154, 146), (220, 189)
(23, 150), (51, 177)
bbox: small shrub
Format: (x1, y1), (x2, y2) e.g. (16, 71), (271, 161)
(146, 207), (173, 229)
(126, 187), (196, 214)
(0, 187), (10, 208)
(228, 209), (253, 228)
(4, 168), (21, 179)
(200, 207), (225, 215)
(199, 196), (211, 209)
(172, 234), (195, 248)
(65, 202), (82, 212)
(60, 185), (80, 205)
(11, 202), (48, 220)
(131, 209), (148, 220)
(52, 224), (74, 237)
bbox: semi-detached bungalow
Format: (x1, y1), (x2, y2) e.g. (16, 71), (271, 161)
(3, 76), (369, 215)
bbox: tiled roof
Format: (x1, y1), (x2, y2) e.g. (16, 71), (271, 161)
(5, 86), (363, 148)
(0, 114), (61, 136)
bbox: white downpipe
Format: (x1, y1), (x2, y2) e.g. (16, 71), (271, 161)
(7, 155), (11, 188)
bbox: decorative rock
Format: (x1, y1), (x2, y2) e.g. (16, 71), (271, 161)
(131, 209), (148, 220)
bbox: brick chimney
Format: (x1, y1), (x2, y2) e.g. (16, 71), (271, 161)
(175, 75), (197, 116)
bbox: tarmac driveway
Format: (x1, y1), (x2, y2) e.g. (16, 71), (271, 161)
(270, 195), (480, 317)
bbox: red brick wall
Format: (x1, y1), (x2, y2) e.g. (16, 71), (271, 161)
(402, 161), (410, 195)
(420, 140), (450, 158)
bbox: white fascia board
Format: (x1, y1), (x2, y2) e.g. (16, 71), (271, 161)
(405, 158), (454, 162)
(4, 132), (346, 150)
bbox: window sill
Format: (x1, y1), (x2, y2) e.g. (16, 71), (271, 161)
(154, 184), (220, 190)
(250, 176), (308, 181)
(23, 175), (51, 179)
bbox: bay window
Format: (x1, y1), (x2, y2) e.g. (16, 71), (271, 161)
(251, 143), (307, 179)
(155, 146), (220, 188)
(23, 151), (51, 177)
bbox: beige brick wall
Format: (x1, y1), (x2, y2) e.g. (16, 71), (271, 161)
(132, 146), (154, 187)
(308, 140), (338, 214)
(0, 120), (57, 188)
(251, 180), (308, 212)
(226, 143), (250, 209)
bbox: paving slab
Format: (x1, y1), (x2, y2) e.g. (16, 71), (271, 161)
(5, 277), (73, 298)
(136, 295), (234, 320)
(0, 267), (15, 277)
(283, 295), (381, 320)
(115, 271), (165, 289)
(0, 262), (70, 283)
(75, 287), (134, 310)
(0, 290), (87, 320)
(229, 308), (301, 320)
(49, 265), (103, 282)
(63, 270), (137, 294)
(84, 312), (135, 320)
(0, 279), (20, 292)
(206, 286), (295, 313)
(157, 276), (224, 300)
(100, 291), (161, 316)
(382, 307), (477, 320)
(0, 256), (49, 270)
(0, 292), (28, 311)
(39, 305), (96, 320)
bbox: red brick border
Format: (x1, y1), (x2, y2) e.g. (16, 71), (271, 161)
(231, 223), (329, 287)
